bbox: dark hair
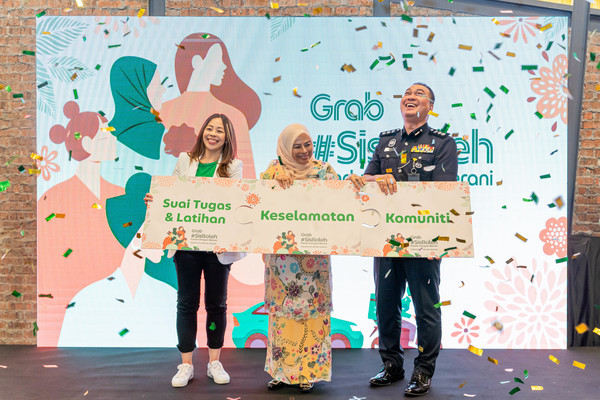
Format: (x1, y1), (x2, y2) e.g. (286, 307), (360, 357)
(188, 113), (237, 178)
(412, 82), (435, 104)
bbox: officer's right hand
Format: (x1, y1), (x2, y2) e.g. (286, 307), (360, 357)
(376, 174), (397, 195)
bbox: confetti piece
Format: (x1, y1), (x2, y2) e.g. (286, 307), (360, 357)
(293, 87), (301, 97)
(472, 66), (484, 72)
(355, 26), (367, 31)
(555, 257), (568, 264)
(33, 321), (39, 336)
(401, 14), (413, 23)
(115, 298), (124, 303)
(493, 321), (503, 331)
(11, 290), (22, 298)
(523, 369), (529, 379)
(67, 302), (76, 309)
(133, 250), (142, 259)
(539, 23), (552, 31)
(209, 322), (217, 331)
(485, 256), (495, 264)
(459, 44), (472, 51)
(458, 381), (467, 388)
(504, 128), (514, 139)
(509, 387), (520, 395)
(137, 8), (145, 17)
(63, 249), (73, 257)
(535, 111), (544, 119)
(37, 81), (49, 89)
(38, 294), (53, 298)
(119, 328), (129, 337)
(43, 365), (59, 368)
(539, 173), (551, 179)
(434, 300), (451, 308)
(487, 356), (498, 365)
(463, 311), (476, 319)
(428, 111), (439, 117)
(484, 87), (495, 98)
(554, 196), (564, 209)
(522, 65), (537, 70)
(449, 67), (456, 76)
(28, 168), (41, 174)
(108, 44), (121, 48)
(575, 323), (589, 334)
(593, 327), (600, 336)
(549, 354), (560, 365)
(273, 76), (281, 83)
(22, 50), (35, 56)
(341, 63), (356, 73)
(573, 361), (586, 370)
(531, 386), (543, 391)
(134, 165), (143, 171)
(514, 234), (528, 242)
(209, 6), (224, 13)
(37, 10), (46, 17)
(468, 345), (483, 356)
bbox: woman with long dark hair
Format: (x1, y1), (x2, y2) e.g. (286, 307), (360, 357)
(145, 113), (243, 387)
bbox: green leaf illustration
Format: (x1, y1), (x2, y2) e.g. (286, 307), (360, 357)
(36, 59), (55, 117)
(270, 17), (296, 41)
(47, 56), (95, 83)
(37, 17), (89, 56)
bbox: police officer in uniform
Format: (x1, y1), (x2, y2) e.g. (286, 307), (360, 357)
(349, 83), (458, 397)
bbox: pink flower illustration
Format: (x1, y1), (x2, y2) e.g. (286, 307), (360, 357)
(539, 217), (567, 258)
(497, 17), (539, 44)
(483, 258), (566, 349)
(36, 145), (60, 181)
(530, 54), (568, 124)
(94, 15), (159, 39)
(451, 317), (480, 344)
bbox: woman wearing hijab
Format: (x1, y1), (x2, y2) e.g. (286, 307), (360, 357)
(260, 124), (339, 393)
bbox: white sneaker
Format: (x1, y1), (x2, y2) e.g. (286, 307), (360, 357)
(207, 360), (230, 384)
(171, 363), (194, 387)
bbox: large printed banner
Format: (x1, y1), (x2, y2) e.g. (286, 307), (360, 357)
(142, 177), (473, 257)
(37, 16), (568, 349)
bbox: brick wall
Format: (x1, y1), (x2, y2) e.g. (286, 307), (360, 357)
(0, 1), (593, 345)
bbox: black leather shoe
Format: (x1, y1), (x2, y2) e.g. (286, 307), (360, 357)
(370, 361), (405, 386)
(266, 380), (285, 390)
(404, 370), (431, 397)
(298, 382), (314, 392)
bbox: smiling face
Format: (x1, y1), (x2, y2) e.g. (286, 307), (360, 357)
(400, 84), (434, 124)
(201, 116), (226, 153)
(291, 133), (313, 164)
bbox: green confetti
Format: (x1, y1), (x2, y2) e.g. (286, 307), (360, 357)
(449, 67), (456, 76)
(108, 44), (122, 48)
(73, 89), (78, 99)
(591, 52), (597, 62)
(470, 113), (477, 120)
(484, 87), (495, 98)
(38, 294), (53, 298)
(22, 50), (35, 56)
(535, 111), (544, 119)
(63, 248), (73, 257)
(209, 322), (216, 331)
(202, 34), (210, 38)
(389, 239), (402, 247)
(33, 321), (39, 336)
(5, 85), (11, 92)
(37, 81), (49, 89)
(300, 48), (309, 52)
(68, 150), (72, 161)
(441, 123), (450, 133)
(486, 104), (493, 114)
(67, 302), (76, 308)
(98, 110), (105, 117)
(504, 129), (514, 140)
(555, 257), (568, 263)
(402, 53), (413, 58)
(509, 387), (521, 395)
(500, 85), (509, 94)
(11, 290), (22, 298)
(514, 377), (524, 384)
(74, 132), (81, 140)
(134, 166), (143, 171)
(403, 59), (409, 69)
(36, 10), (46, 17)
(463, 310), (476, 319)
(303, 13), (310, 17)
(548, 203), (556, 208)
(95, 64), (101, 70)
(12, 93), (23, 98)
(501, 205), (507, 209)
(439, 251), (448, 257)
(485, 115), (491, 123)
(523, 369), (529, 379)
(401, 14), (413, 23)
(485, 256), (495, 264)
(444, 246), (457, 251)
(531, 192), (538, 204)
(20, 230), (24, 236)
(433, 302), (442, 308)
(431, 236), (439, 242)
(540, 174), (551, 179)
(370, 59), (380, 70)
(386, 58), (396, 66)
(119, 328), (129, 336)
(0, 180), (11, 192)
(278, 156), (283, 165)
(266, 12), (271, 19)
(521, 65), (537, 70)
(546, 41), (553, 51)
(451, 103), (463, 108)
(45, 213), (56, 221)
(472, 66), (484, 72)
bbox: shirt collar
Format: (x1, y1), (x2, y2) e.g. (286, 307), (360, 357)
(402, 123), (429, 139)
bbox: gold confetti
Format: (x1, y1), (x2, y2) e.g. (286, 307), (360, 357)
(493, 321), (504, 331)
(506, 52), (516, 57)
(101, 126), (116, 132)
(492, 18), (500, 25)
(531, 386), (544, 391)
(437, 236), (449, 241)
(515, 233), (527, 242)
(496, 180), (503, 186)
(30, 152), (43, 161)
(428, 110), (439, 117)
(458, 44), (472, 51)
(92, 203), (103, 209)
(123, 222), (133, 228)
(55, 213), (66, 218)
(376, 91), (382, 95)
(342, 64), (356, 73)
(273, 76), (281, 83)
(210, 6), (224, 13)
(42, 31), (51, 35)
(468, 345), (483, 356)
(313, 7), (322, 14)
(270, 2), (279, 9)
(418, 210), (430, 215)
(76, 0), (83, 7)
(487, 356), (498, 365)
(28, 169), (41, 174)
(458, 381), (466, 388)
(275, 57), (280, 62)
(554, 196), (564, 209)
(575, 323), (589, 334)
(137, 8), (146, 17)
(293, 87), (301, 97)
(539, 23), (552, 31)
(500, 32), (511, 38)
(573, 361), (586, 370)
(549, 354), (560, 365)
(596, 84), (600, 91)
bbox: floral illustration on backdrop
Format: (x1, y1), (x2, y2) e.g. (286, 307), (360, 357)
(93, 15), (160, 39)
(496, 17), (539, 44)
(36, 145), (60, 181)
(483, 258), (567, 348)
(539, 216), (567, 258)
(450, 317), (480, 345)
(529, 53), (569, 126)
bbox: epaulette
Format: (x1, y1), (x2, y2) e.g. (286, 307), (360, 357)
(430, 128), (449, 138)
(379, 128), (402, 137)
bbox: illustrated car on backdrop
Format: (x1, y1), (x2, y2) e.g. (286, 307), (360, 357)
(232, 302), (364, 348)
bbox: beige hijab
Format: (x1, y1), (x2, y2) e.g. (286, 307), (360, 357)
(276, 123), (314, 179)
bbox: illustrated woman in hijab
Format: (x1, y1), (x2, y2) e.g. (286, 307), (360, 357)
(160, 33), (261, 178)
(108, 56), (166, 160)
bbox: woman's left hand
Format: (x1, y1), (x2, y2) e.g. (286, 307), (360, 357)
(275, 174), (293, 189)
